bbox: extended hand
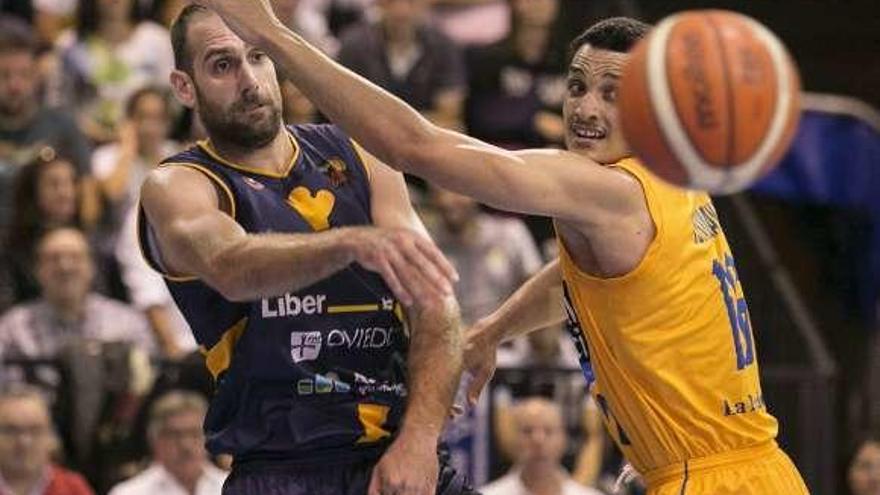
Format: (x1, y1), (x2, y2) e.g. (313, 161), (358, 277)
(462, 320), (499, 407)
(349, 227), (458, 309)
(368, 434), (438, 495)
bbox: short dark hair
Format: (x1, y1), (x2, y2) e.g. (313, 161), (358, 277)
(0, 15), (37, 56)
(569, 17), (651, 59)
(171, 4), (211, 74)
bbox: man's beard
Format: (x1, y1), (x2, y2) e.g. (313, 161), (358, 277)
(196, 89), (282, 150)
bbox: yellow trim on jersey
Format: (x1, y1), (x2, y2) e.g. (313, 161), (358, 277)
(355, 403), (391, 444)
(349, 139), (373, 183)
(143, 162), (238, 282)
(201, 317), (249, 379)
(198, 130), (301, 179)
(327, 304), (380, 314)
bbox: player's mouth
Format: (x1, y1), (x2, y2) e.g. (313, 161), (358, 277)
(569, 122), (607, 147)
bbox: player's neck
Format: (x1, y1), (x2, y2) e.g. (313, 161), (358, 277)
(210, 127), (294, 175)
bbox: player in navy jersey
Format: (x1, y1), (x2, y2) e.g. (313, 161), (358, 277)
(138, 5), (474, 495)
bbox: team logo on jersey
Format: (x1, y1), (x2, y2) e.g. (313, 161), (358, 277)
(318, 158), (350, 187)
(243, 176), (265, 190)
(287, 187), (335, 231)
(290, 331), (322, 363)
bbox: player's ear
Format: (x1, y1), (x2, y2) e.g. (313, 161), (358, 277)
(170, 69), (197, 109)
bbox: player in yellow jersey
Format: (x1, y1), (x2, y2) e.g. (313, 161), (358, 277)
(191, 1), (808, 493)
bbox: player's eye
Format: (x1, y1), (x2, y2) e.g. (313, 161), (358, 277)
(214, 59), (231, 74)
(250, 51), (267, 64)
(602, 85), (618, 102)
(567, 79), (586, 96)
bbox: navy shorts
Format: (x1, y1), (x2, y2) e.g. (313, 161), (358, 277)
(222, 451), (480, 495)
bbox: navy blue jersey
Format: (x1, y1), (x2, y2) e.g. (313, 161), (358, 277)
(138, 124), (409, 465)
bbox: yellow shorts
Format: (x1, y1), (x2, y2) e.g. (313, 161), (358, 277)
(644, 441), (810, 495)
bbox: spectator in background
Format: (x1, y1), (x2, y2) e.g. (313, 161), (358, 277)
(481, 397), (604, 495)
(0, 16), (98, 239)
(108, 391), (226, 495)
(426, 185), (540, 485)
(465, 0), (567, 149)
(0, 385), (94, 495)
(338, 0), (466, 130)
(848, 433), (880, 495)
(427, 185), (541, 325)
(58, 0), (174, 144)
(92, 86), (188, 358)
(115, 207), (195, 358)
(92, 86), (179, 243)
(0, 227), (155, 366)
(0, 151), (100, 309)
(430, 0), (509, 47)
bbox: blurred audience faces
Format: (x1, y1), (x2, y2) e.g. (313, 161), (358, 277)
(108, 391), (225, 495)
(0, 21), (39, 129)
(431, 185), (480, 235)
(849, 434), (880, 495)
(35, 227), (94, 320)
(0, 386), (94, 495)
(481, 397), (603, 495)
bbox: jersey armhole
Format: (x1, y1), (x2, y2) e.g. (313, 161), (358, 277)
(347, 139), (373, 183)
(139, 162), (238, 283)
(557, 163), (666, 284)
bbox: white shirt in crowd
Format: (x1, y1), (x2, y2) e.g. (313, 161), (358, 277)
(481, 469), (605, 495)
(115, 208), (197, 352)
(107, 463), (227, 495)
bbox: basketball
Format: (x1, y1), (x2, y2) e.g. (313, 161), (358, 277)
(619, 10), (802, 194)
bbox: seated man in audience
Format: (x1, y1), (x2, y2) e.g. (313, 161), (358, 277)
(0, 227), (154, 376)
(108, 391), (226, 495)
(0, 385), (94, 495)
(481, 397), (605, 495)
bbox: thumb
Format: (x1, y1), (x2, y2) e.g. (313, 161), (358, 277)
(367, 465), (382, 495)
(466, 365), (492, 407)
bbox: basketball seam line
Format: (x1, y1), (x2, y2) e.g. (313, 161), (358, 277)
(705, 13), (737, 170)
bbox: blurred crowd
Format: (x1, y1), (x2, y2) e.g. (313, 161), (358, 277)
(0, 1), (871, 495)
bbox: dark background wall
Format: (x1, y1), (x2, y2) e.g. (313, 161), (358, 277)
(624, 0), (880, 109)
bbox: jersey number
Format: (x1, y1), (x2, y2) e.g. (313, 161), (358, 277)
(712, 254), (755, 370)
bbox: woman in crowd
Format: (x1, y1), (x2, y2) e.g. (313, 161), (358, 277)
(58, 0), (173, 144)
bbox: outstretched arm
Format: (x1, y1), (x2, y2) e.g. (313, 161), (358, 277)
(196, 0), (643, 226)
(361, 145), (463, 495)
(464, 259), (565, 405)
(140, 166), (455, 306)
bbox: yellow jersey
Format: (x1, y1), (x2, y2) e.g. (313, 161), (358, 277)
(557, 158), (778, 474)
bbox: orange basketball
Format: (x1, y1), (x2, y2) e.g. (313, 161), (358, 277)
(619, 10), (802, 194)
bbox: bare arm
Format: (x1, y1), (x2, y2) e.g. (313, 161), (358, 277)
(478, 258), (564, 344)
(140, 165), (454, 305)
(463, 259), (565, 405)
(366, 146), (463, 435)
(198, 1), (643, 226)
(360, 146), (463, 495)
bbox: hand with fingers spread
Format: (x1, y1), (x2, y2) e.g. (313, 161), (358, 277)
(462, 319), (499, 408)
(368, 432), (438, 495)
(345, 227), (458, 308)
